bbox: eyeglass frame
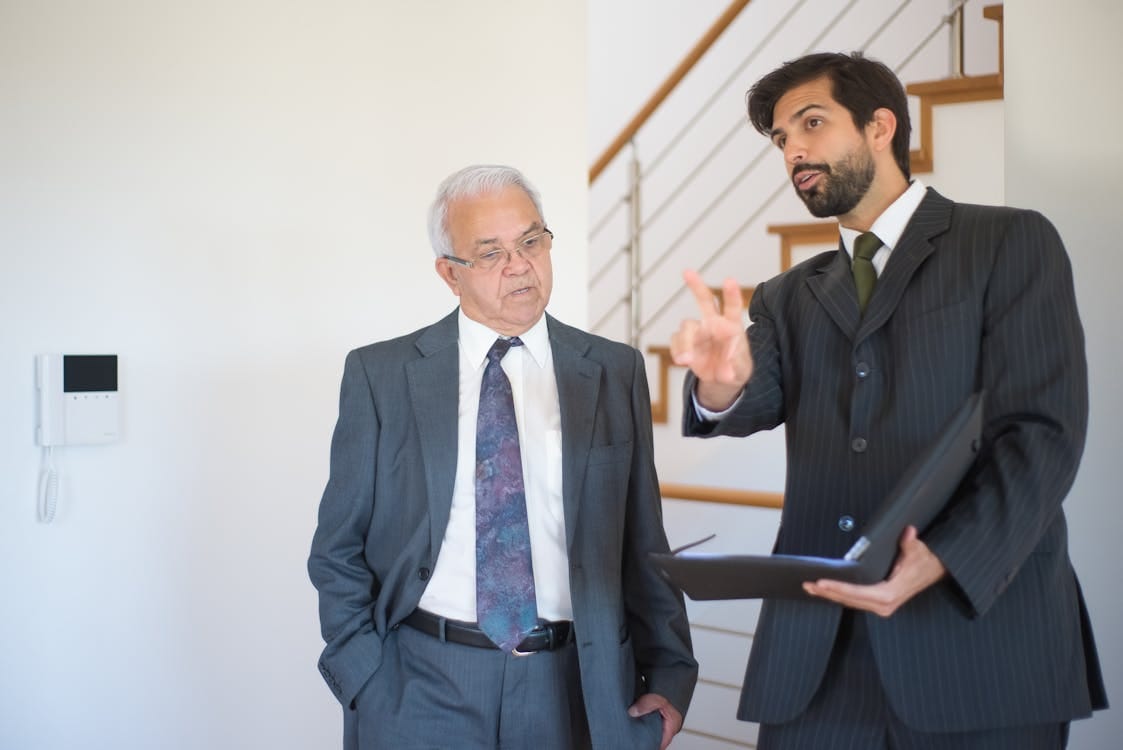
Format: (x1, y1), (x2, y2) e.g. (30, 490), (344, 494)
(441, 228), (554, 271)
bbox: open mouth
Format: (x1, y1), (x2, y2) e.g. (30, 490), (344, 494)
(794, 170), (823, 192)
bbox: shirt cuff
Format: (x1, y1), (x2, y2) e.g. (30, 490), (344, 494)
(692, 388), (743, 422)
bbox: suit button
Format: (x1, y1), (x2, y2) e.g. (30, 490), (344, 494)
(418, 567), (431, 581)
(855, 362), (870, 379)
(838, 515), (855, 532)
(851, 437), (867, 453)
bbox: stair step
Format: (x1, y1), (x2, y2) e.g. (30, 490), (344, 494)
(767, 221), (839, 271)
(906, 73), (1004, 174)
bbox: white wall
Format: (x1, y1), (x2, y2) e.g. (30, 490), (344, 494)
(1006, 2), (1123, 746)
(0, 2), (587, 748)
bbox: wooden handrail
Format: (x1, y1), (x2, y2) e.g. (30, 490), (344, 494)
(588, 0), (754, 184)
(661, 482), (783, 509)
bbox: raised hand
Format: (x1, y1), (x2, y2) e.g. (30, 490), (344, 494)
(669, 270), (753, 411)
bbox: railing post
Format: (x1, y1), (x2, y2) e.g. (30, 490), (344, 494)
(627, 142), (642, 348)
(949, 1), (965, 77)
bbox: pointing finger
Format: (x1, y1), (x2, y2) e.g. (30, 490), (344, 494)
(683, 270), (719, 317)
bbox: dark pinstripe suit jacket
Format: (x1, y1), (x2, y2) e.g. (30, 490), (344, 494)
(684, 189), (1107, 732)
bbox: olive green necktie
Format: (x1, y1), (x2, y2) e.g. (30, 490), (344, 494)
(852, 232), (882, 313)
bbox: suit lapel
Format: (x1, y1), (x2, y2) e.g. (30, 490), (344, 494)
(546, 315), (602, 552)
(406, 310), (460, 554)
(857, 189), (954, 343)
(807, 248), (861, 340)
(806, 189), (955, 344)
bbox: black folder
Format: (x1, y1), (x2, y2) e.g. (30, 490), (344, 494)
(651, 392), (984, 601)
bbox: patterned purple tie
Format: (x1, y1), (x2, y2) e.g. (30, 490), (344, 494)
(475, 337), (537, 651)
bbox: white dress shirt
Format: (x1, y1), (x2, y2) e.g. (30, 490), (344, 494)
(838, 178), (927, 274)
(418, 310), (573, 622)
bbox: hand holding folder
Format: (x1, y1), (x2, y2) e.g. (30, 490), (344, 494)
(651, 393), (984, 601)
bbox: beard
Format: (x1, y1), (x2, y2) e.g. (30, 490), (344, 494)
(792, 145), (876, 218)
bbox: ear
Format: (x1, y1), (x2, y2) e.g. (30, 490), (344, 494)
(434, 258), (462, 296)
(866, 107), (897, 153)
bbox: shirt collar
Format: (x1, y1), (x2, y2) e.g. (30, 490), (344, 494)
(840, 179), (926, 257)
(457, 309), (550, 369)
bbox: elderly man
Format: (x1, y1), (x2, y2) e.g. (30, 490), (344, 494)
(310, 164), (696, 749)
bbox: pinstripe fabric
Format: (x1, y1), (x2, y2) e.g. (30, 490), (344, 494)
(757, 614), (1069, 749)
(684, 189), (1106, 733)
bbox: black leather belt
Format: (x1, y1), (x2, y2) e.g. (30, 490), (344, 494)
(402, 609), (574, 655)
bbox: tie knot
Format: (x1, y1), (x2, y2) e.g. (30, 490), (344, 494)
(854, 232), (882, 262)
(488, 336), (523, 362)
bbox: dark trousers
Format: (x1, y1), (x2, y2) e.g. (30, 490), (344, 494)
(757, 612), (1069, 750)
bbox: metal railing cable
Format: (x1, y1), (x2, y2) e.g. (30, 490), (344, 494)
(631, 0), (863, 283)
(894, 0), (969, 74)
(590, 0), (859, 331)
(589, 194), (627, 241)
(588, 0), (806, 286)
(590, 131), (780, 334)
(589, 0), (755, 183)
(857, 0), (915, 52)
(636, 179), (789, 338)
(636, 0), (915, 282)
(629, 2), (971, 336)
(641, 0), (809, 182)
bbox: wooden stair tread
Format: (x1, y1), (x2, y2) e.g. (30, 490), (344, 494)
(906, 73), (1004, 100)
(766, 221), (838, 240)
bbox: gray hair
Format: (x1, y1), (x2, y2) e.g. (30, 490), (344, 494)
(427, 164), (545, 258)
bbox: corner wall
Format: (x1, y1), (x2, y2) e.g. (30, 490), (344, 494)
(1006, 2), (1123, 747)
(0, 2), (587, 748)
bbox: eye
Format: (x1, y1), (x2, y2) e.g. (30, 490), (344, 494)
(772, 134), (786, 150)
(806, 117), (823, 130)
(477, 249), (504, 265)
(522, 235), (541, 250)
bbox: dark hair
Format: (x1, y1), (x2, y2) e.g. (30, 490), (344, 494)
(746, 51), (911, 179)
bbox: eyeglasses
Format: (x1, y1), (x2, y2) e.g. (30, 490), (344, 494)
(442, 228), (554, 272)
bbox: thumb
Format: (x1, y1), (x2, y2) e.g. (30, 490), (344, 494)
(627, 693), (664, 718)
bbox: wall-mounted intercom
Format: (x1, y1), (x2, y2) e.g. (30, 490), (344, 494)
(34, 354), (121, 524)
(36, 354), (120, 446)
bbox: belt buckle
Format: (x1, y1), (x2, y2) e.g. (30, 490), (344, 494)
(511, 624), (551, 656)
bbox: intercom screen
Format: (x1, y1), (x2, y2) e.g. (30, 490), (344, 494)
(63, 355), (118, 393)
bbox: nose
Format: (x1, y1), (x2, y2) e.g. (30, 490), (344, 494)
(784, 135), (806, 166)
(503, 247), (533, 273)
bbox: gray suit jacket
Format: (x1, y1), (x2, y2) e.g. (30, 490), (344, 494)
(310, 311), (696, 747)
(685, 189), (1106, 731)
